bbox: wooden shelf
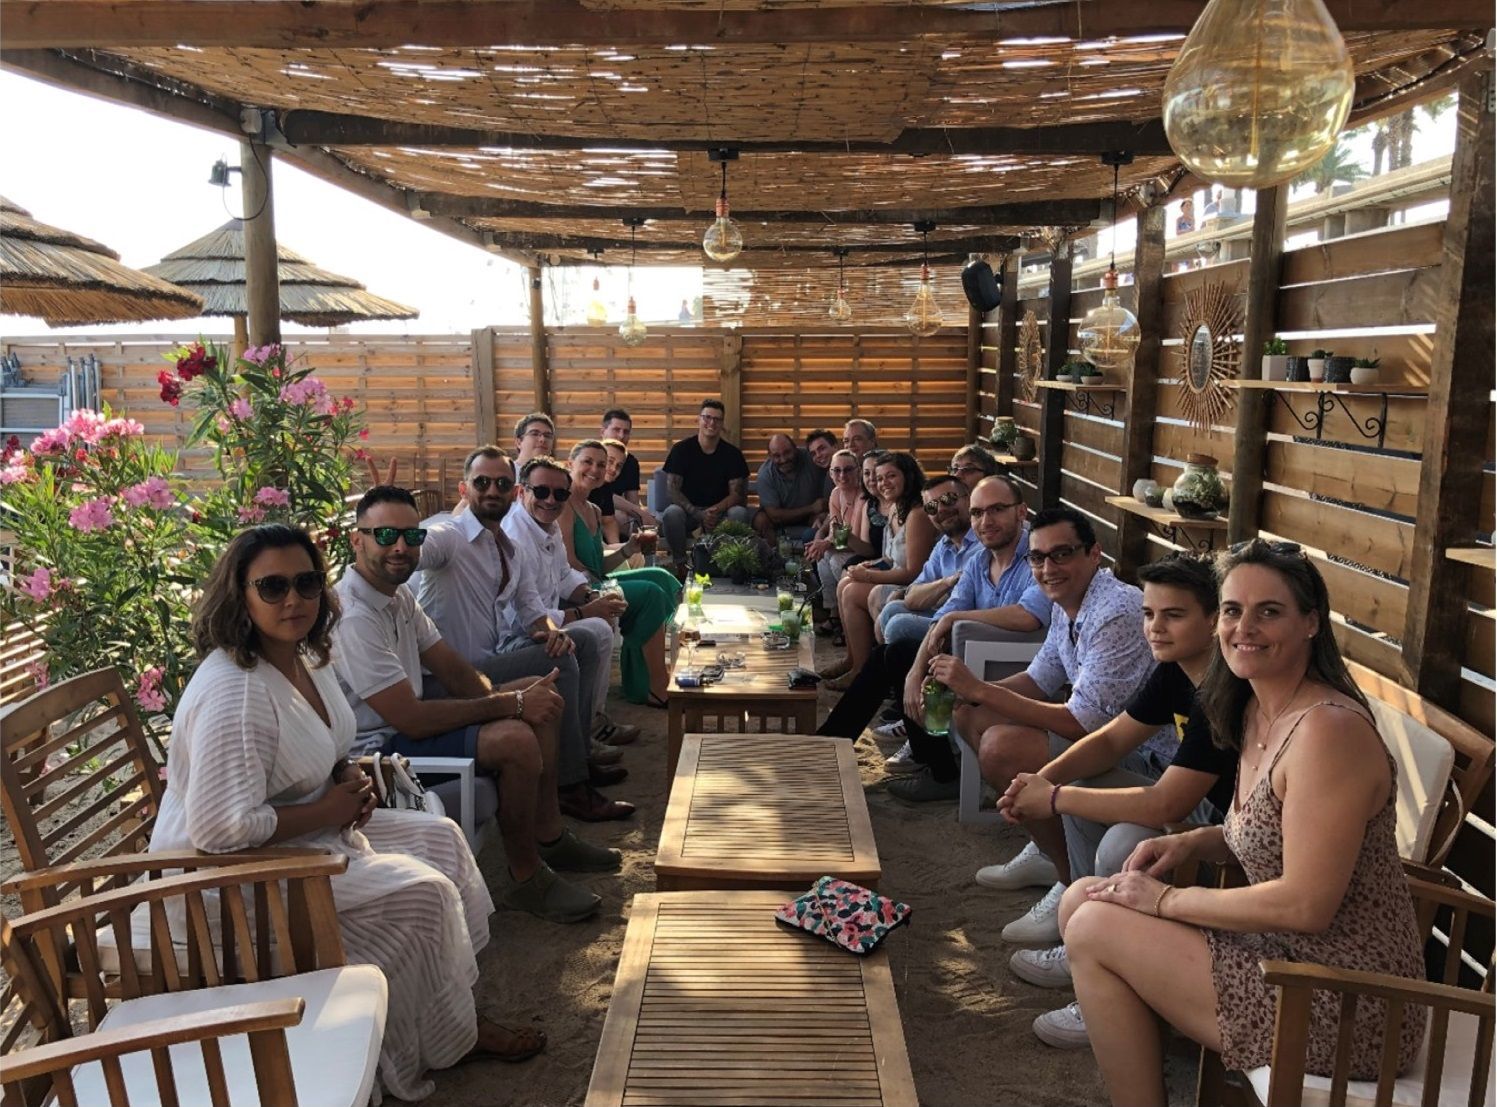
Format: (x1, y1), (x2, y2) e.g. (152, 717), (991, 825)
(1227, 380), (1428, 396)
(1105, 496), (1228, 530)
(1445, 547), (1495, 570)
(1035, 380), (1123, 392)
(994, 452), (1038, 468)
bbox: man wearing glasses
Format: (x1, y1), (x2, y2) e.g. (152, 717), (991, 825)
(417, 446), (635, 823)
(513, 412), (557, 467)
(752, 433), (828, 546)
(875, 473), (981, 650)
(818, 475), (1048, 775)
(947, 444), (1003, 490)
(924, 505), (1162, 945)
(332, 484), (616, 923)
(659, 399), (751, 574)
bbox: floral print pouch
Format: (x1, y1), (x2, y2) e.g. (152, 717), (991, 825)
(774, 876), (912, 955)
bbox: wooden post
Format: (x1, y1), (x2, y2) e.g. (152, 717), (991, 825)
(472, 326), (497, 446)
(526, 264), (550, 413)
(1037, 240), (1073, 507)
(965, 303), (983, 442)
(240, 138), (280, 347)
(1402, 69), (1494, 706)
(994, 252), (1019, 420)
(1115, 204), (1168, 580)
(231, 315), (248, 364)
(1227, 183), (1287, 544)
(720, 332), (744, 444)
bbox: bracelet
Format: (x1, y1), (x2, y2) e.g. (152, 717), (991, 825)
(1152, 886), (1174, 918)
(1049, 784), (1062, 816)
(512, 689), (525, 719)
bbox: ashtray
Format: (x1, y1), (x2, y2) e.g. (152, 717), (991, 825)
(761, 633), (791, 650)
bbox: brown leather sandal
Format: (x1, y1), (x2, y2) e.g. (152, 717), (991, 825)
(461, 1019), (547, 1064)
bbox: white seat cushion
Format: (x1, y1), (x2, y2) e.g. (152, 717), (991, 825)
(68, 965), (387, 1107)
(1246, 1009), (1488, 1107)
(1369, 698), (1456, 864)
(96, 899), (283, 977)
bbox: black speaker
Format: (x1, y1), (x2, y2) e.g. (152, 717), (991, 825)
(961, 258), (1003, 312)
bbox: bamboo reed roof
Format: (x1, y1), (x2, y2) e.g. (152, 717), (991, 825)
(143, 220), (419, 326)
(0, 196), (205, 326)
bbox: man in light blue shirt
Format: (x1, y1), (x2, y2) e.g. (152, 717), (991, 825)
(876, 473), (982, 649)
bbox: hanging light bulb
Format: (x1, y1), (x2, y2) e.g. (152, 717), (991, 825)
(585, 275), (608, 326)
(1078, 155), (1141, 374)
(618, 218), (647, 346)
(906, 222), (943, 337)
(702, 149), (744, 262)
(1163, 0), (1354, 189)
(828, 247), (852, 322)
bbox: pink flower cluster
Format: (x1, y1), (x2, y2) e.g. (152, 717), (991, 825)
(68, 497), (115, 533)
(174, 344), (217, 381)
(24, 660), (49, 690)
(242, 343), (283, 367)
(134, 666), (167, 713)
(1, 458), (29, 484)
(30, 411), (145, 455)
(237, 505), (267, 524)
(229, 397), (254, 420)
(121, 476), (174, 511)
(279, 376), (336, 415)
(19, 566), (69, 602)
(254, 486), (291, 508)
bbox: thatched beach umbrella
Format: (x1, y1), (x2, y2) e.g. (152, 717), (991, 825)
(144, 220), (418, 351)
(0, 196), (204, 326)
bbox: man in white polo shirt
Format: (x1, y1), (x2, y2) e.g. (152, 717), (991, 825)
(332, 485), (618, 923)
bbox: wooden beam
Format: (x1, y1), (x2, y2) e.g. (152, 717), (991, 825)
(1115, 203), (1167, 580)
(527, 265), (550, 414)
(241, 139), (280, 346)
(721, 334), (744, 447)
(1227, 183), (1288, 545)
(994, 252), (1019, 420)
(472, 327), (497, 447)
(4, 0), (1487, 50)
(548, 250), (980, 270)
(965, 304), (983, 442)
(279, 110), (1175, 157)
(1402, 69), (1494, 707)
(428, 194), (1103, 227)
(1038, 242), (1073, 508)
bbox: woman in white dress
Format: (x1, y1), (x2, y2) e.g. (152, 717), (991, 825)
(148, 524), (545, 1102)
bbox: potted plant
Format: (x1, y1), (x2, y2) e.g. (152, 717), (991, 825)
(711, 536), (762, 584)
(1262, 337), (1289, 381)
(1349, 357), (1381, 386)
(990, 416), (1019, 451)
(1307, 348), (1331, 382)
(1078, 360), (1105, 385)
(1010, 430), (1037, 461)
(1057, 358), (1090, 383)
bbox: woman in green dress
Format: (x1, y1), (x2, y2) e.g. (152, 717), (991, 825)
(560, 439), (681, 706)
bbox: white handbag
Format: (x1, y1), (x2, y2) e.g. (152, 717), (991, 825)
(358, 752), (440, 816)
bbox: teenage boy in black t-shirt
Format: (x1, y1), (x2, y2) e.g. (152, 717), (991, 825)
(994, 554), (1236, 1050)
(659, 399), (751, 571)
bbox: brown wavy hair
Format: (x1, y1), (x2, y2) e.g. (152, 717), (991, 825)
(192, 525), (340, 669)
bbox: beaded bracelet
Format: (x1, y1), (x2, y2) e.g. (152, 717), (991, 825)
(1049, 784), (1062, 816)
(1152, 886), (1175, 918)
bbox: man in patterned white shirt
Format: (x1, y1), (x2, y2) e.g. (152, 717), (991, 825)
(925, 505), (1163, 945)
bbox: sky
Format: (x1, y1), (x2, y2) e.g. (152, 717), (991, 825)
(1, 68), (1456, 340)
(0, 70), (702, 339)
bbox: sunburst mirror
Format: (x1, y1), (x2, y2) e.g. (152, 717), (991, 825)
(1175, 280), (1243, 434)
(1018, 310), (1043, 403)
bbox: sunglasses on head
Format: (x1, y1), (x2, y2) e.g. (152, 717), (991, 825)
(921, 490), (963, 514)
(949, 463), (985, 476)
(1026, 543), (1088, 568)
(356, 526), (428, 548)
(468, 475), (515, 494)
(249, 571), (326, 604)
(526, 484), (570, 501)
(1230, 538), (1304, 557)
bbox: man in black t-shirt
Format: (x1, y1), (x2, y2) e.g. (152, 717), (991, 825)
(993, 555), (1237, 1050)
(659, 399), (751, 570)
(595, 408), (652, 534)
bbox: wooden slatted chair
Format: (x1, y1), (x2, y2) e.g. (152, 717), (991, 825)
(1, 854), (386, 1107)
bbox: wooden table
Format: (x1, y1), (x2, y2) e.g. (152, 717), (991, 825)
(585, 891), (918, 1107)
(656, 734), (881, 892)
(667, 615), (818, 778)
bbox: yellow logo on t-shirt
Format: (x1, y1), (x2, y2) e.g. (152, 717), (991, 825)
(1173, 712), (1189, 742)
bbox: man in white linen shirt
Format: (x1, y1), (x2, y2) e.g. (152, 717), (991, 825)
(417, 446), (635, 822)
(332, 485), (615, 923)
(501, 456), (639, 753)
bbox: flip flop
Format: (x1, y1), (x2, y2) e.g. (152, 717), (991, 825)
(462, 1021), (547, 1064)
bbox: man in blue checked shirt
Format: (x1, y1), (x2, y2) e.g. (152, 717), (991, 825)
(875, 473), (984, 649)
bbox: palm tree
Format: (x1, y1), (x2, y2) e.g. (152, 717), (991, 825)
(1295, 139), (1368, 193)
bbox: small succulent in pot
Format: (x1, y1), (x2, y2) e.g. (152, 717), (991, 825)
(1349, 357), (1381, 387)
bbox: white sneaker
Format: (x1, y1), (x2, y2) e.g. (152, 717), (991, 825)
(975, 841), (1060, 890)
(1032, 1001), (1091, 1049)
(1001, 881), (1065, 944)
(873, 718), (907, 741)
(883, 740), (920, 775)
(1009, 944), (1072, 988)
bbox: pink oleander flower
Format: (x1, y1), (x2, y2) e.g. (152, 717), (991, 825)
(254, 486), (291, 508)
(278, 377), (328, 407)
(242, 343), (282, 367)
(237, 505), (267, 524)
(102, 416), (146, 439)
(340, 396), (356, 413)
(357, 428), (370, 440)
(19, 566), (59, 602)
(1, 460), (30, 484)
(229, 397), (253, 420)
(215, 415), (233, 434)
(60, 409), (109, 445)
(24, 660), (49, 690)
(68, 497), (116, 533)
(30, 426), (70, 455)
(122, 476), (174, 511)
(134, 667), (167, 713)
(312, 392), (336, 416)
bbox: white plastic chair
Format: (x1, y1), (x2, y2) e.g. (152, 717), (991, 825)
(404, 756), (496, 850)
(955, 628), (1046, 826)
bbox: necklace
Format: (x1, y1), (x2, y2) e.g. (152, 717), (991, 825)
(1234, 675), (1307, 809)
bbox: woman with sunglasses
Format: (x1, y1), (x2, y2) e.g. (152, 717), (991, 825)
(821, 451), (936, 689)
(148, 525), (543, 1101)
(560, 439), (682, 706)
(806, 448), (877, 630)
(1059, 540), (1425, 1105)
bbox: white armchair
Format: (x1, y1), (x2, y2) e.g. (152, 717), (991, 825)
(403, 756), (497, 851)
(954, 624), (1046, 826)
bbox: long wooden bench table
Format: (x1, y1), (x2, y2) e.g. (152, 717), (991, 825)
(656, 733), (881, 891)
(586, 890), (917, 1107)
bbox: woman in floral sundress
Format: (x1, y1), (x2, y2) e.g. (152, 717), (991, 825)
(1054, 539), (1424, 1106)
